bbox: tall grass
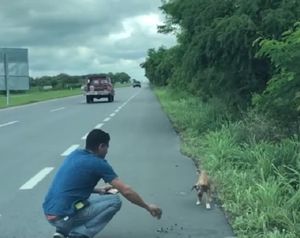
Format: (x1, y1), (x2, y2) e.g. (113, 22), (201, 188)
(155, 87), (300, 238)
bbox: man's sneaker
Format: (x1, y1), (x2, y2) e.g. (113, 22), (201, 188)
(53, 232), (66, 238)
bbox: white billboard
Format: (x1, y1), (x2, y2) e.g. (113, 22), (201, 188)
(0, 48), (29, 90)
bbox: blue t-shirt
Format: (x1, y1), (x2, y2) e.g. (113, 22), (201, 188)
(43, 149), (118, 216)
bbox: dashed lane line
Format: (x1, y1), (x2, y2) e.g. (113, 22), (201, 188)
(0, 120), (19, 128)
(95, 123), (104, 129)
(81, 91), (141, 140)
(19, 91), (142, 192)
(19, 167), (54, 190)
(61, 144), (80, 156)
(81, 133), (88, 140)
(81, 123), (104, 140)
(50, 107), (65, 112)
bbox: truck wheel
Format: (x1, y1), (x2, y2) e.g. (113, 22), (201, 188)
(86, 96), (93, 103)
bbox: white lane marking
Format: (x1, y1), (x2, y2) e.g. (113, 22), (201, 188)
(81, 122), (104, 140)
(0, 120), (19, 128)
(80, 91), (141, 140)
(95, 123), (104, 129)
(19, 167), (54, 190)
(61, 144), (79, 156)
(50, 107), (65, 112)
(81, 133), (88, 140)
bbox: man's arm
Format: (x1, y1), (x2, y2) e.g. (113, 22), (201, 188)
(93, 184), (113, 194)
(110, 178), (162, 219)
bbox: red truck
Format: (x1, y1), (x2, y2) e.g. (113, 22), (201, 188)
(83, 75), (115, 103)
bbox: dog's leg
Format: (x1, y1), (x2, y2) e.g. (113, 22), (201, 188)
(196, 191), (203, 205)
(208, 188), (213, 203)
(203, 192), (211, 209)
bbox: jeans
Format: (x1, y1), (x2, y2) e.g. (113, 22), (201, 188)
(49, 194), (122, 238)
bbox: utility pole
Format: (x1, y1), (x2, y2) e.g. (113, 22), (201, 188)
(3, 52), (9, 106)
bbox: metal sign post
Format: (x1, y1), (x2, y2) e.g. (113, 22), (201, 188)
(3, 53), (9, 106)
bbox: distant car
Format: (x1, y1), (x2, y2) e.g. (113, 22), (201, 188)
(83, 75), (115, 103)
(133, 81), (141, 88)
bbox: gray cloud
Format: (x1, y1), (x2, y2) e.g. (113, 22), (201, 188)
(0, 0), (176, 80)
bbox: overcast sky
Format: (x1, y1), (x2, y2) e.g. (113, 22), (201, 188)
(0, 0), (176, 80)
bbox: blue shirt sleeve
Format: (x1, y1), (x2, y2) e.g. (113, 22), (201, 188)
(95, 159), (118, 183)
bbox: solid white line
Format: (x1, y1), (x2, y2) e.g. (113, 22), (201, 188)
(0, 120), (19, 128)
(19, 167), (54, 190)
(103, 117), (110, 122)
(50, 107), (65, 112)
(61, 144), (80, 156)
(110, 113), (116, 117)
(95, 123), (104, 129)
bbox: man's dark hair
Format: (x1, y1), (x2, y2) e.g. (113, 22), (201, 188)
(85, 129), (110, 151)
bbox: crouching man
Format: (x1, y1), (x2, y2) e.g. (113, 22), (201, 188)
(43, 129), (162, 238)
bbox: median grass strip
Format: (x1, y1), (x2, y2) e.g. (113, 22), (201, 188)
(0, 89), (82, 109)
(155, 87), (300, 238)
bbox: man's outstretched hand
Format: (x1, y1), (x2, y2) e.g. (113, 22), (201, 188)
(147, 204), (162, 219)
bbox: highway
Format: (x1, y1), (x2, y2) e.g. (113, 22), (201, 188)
(0, 85), (234, 238)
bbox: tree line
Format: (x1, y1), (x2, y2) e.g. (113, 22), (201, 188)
(141, 0), (300, 130)
(29, 72), (132, 90)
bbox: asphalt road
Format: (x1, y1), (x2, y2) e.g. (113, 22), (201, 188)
(0, 85), (235, 238)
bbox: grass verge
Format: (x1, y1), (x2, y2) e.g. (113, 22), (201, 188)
(155, 87), (300, 238)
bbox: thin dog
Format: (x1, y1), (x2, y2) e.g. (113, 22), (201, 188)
(191, 170), (212, 209)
